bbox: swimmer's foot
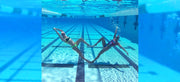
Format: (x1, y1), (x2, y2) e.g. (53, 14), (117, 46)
(90, 61), (94, 63)
(87, 45), (94, 48)
(86, 60), (94, 63)
(89, 60), (94, 63)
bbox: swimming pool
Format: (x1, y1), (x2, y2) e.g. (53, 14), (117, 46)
(41, 15), (138, 82)
(42, 0), (138, 17)
(41, 0), (138, 82)
(2, 0), (179, 82)
(139, 12), (180, 82)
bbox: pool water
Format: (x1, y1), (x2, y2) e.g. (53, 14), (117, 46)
(42, 0), (138, 16)
(0, 15), (41, 81)
(41, 17), (138, 82)
(139, 12), (180, 82)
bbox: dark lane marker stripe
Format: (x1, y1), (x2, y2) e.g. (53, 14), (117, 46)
(0, 42), (37, 73)
(91, 24), (138, 72)
(41, 30), (53, 35)
(76, 25), (85, 82)
(86, 25), (103, 82)
(41, 38), (59, 53)
(42, 63), (74, 67)
(7, 47), (40, 82)
(88, 64), (130, 68)
(41, 24), (76, 53)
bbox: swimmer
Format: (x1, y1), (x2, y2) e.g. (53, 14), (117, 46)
(112, 0), (122, 4)
(89, 26), (128, 63)
(53, 27), (91, 63)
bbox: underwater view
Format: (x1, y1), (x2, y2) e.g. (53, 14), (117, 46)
(0, 0), (41, 81)
(138, 0), (180, 82)
(0, 0), (180, 82)
(41, 17), (138, 82)
(41, 0), (138, 82)
(139, 12), (180, 82)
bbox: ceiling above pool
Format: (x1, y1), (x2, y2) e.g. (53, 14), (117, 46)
(42, 0), (138, 17)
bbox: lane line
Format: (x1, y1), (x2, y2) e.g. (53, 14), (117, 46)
(42, 63), (74, 67)
(0, 41), (37, 73)
(91, 24), (138, 72)
(42, 25), (77, 62)
(41, 30), (53, 35)
(41, 24), (76, 53)
(86, 25), (103, 82)
(7, 47), (40, 82)
(76, 24), (85, 82)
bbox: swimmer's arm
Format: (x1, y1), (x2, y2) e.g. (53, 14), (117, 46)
(113, 26), (118, 38)
(56, 28), (64, 32)
(53, 28), (65, 41)
(117, 42), (128, 55)
(56, 28), (68, 37)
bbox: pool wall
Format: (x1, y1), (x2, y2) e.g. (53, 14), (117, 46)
(139, 12), (180, 72)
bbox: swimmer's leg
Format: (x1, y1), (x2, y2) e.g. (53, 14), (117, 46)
(73, 47), (91, 63)
(75, 38), (90, 46)
(91, 37), (106, 47)
(90, 47), (109, 63)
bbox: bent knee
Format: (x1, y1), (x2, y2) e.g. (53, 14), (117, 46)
(101, 37), (105, 40)
(80, 38), (83, 40)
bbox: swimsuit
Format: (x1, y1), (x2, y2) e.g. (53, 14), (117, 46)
(72, 43), (78, 48)
(65, 37), (70, 42)
(104, 40), (116, 47)
(64, 37), (77, 48)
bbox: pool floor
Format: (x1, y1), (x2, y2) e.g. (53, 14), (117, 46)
(0, 38), (41, 81)
(139, 54), (180, 82)
(41, 22), (138, 82)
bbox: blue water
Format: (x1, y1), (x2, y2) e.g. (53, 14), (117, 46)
(0, 15), (41, 81)
(41, 16), (138, 81)
(138, 12), (180, 82)
(0, 0), (41, 81)
(138, 0), (180, 81)
(1, 0), (180, 82)
(42, 0), (138, 16)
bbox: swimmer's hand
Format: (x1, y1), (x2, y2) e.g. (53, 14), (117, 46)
(53, 27), (56, 30)
(127, 52), (129, 56)
(87, 60), (94, 63)
(116, 26), (119, 29)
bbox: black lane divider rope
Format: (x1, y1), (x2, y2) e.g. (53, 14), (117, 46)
(91, 24), (138, 72)
(42, 25), (77, 63)
(86, 25), (103, 82)
(41, 24), (76, 53)
(0, 41), (38, 73)
(76, 25), (85, 82)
